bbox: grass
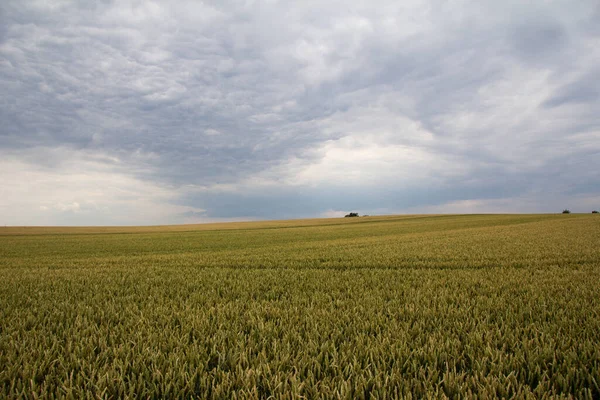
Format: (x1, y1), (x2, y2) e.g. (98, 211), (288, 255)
(1, 214), (599, 398)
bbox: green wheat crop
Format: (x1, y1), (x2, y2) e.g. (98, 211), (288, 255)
(1, 214), (599, 398)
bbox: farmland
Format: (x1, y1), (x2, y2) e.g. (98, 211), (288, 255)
(1, 214), (599, 398)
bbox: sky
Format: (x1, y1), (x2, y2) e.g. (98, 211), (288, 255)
(1, 0), (599, 226)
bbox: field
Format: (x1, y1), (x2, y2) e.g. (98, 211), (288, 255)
(1, 214), (599, 398)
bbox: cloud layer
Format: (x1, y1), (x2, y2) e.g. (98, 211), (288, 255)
(1, 0), (599, 225)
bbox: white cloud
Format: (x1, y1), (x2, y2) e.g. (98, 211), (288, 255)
(320, 209), (350, 218)
(402, 193), (600, 214)
(0, 148), (202, 225)
(204, 128), (221, 136)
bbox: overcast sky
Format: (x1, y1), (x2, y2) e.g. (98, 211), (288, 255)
(1, 0), (599, 225)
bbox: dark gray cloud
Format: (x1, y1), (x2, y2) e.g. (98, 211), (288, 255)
(543, 70), (600, 108)
(177, 181), (529, 220)
(1, 0), (599, 225)
(509, 19), (568, 63)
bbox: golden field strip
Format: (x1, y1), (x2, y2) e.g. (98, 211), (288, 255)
(1, 214), (599, 398)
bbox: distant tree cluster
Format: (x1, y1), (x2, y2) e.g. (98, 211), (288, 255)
(344, 212), (359, 217)
(593, 210), (599, 214)
(562, 209), (571, 214)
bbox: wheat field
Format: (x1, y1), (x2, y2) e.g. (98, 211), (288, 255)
(1, 214), (599, 398)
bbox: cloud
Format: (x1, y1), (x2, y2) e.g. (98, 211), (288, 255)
(1, 0), (599, 225)
(543, 70), (600, 108)
(0, 147), (203, 225)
